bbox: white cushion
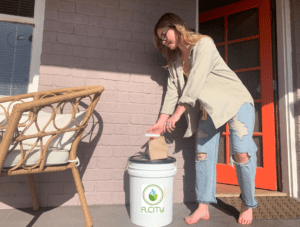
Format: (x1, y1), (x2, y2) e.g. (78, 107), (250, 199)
(0, 100), (86, 168)
(0, 98), (33, 115)
(0, 113), (31, 144)
(2, 144), (70, 168)
(22, 111), (86, 150)
(0, 98), (33, 128)
(0, 113), (32, 128)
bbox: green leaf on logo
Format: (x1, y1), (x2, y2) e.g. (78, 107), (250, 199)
(154, 194), (157, 200)
(149, 194), (155, 201)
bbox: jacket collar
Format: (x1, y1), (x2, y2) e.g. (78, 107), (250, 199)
(168, 42), (198, 79)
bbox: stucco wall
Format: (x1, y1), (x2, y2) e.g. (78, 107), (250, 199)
(290, 0), (300, 197)
(0, 0), (196, 209)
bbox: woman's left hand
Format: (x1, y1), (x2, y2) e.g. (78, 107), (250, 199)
(165, 114), (180, 133)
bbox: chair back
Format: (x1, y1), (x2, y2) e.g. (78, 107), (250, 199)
(0, 85), (104, 176)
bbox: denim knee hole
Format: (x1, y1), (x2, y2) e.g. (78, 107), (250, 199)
(197, 153), (208, 161)
(231, 152), (251, 167)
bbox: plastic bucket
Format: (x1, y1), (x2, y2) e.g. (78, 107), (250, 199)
(127, 154), (177, 227)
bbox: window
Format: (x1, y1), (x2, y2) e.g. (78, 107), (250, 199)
(0, 0), (45, 96)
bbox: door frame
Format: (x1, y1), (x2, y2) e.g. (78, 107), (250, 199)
(275, 0), (298, 198)
(195, 0), (299, 197)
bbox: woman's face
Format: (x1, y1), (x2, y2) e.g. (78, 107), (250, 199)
(157, 27), (179, 50)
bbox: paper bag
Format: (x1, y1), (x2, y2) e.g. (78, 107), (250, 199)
(148, 135), (168, 160)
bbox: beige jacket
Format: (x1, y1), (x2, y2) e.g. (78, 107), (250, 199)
(160, 37), (254, 138)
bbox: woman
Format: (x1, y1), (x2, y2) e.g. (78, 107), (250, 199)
(146, 13), (258, 225)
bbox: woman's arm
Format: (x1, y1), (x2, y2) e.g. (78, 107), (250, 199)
(147, 67), (179, 136)
(165, 104), (186, 133)
(172, 104), (186, 120)
(157, 113), (169, 124)
(160, 67), (179, 115)
(147, 104), (186, 135)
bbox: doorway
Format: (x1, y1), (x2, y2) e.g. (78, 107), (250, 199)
(198, 0), (277, 190)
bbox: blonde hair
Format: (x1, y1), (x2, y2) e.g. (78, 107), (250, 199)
(153, 13), (213, 66)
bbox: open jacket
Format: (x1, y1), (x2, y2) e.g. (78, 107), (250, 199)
(160, 37), (254, 138)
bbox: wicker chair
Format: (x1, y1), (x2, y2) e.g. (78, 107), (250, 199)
(0, 85), (104, 227)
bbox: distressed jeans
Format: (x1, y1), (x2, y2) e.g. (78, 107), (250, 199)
(194, 102), (258, 208)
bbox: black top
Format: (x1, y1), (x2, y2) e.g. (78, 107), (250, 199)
(128, 154), (176, 164)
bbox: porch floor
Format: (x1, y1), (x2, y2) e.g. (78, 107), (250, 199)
(216, 183), (287, 197)
(0, 184), (297, 227)
(0, 201), (299, 227)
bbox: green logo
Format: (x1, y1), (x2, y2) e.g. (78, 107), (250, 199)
(149, 189), (157, 201)
(143, 184), (163, 206)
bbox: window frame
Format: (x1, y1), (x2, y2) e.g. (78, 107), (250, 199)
(0, 0), (46, 96)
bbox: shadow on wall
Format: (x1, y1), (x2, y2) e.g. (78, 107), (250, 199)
(2, 2), (198, 210)
(0, 38), (197, 211)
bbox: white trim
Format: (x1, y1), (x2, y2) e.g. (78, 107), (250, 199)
(0, 14), (34, 25)
(0, 0), (46, 95)
(276, 0), (298, 197)
(27, 0), (46, 93)
(195, 0), (199, 33)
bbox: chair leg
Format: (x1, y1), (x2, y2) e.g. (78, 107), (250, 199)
(28, 174), (39, 211)
(71, 166), (93, 227)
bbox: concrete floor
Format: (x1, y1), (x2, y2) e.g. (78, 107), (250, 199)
(0, 201), (300, 227)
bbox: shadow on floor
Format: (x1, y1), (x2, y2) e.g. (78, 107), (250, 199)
(15, 207), (56, 227)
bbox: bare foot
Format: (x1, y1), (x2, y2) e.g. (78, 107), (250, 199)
(238, 203), (253, 225)
(184, 204), (210, 225)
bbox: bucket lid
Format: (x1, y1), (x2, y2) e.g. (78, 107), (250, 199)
(128, 154), (176, 164)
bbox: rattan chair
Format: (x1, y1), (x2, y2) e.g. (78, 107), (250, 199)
(0, 85), (104, 227)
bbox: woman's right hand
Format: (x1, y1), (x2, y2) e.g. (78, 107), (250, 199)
(146, 114), (169, 140)
(146, 122), (165, 140)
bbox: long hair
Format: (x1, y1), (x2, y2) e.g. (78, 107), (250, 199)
(153, 13), (213, 66)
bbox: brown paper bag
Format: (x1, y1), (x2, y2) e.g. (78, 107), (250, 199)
(148, 136), (168, 160)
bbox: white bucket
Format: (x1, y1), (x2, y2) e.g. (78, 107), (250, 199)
(127, 155), (177, 227)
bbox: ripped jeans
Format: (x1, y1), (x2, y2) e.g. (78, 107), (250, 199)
(195, 102), (258, 208)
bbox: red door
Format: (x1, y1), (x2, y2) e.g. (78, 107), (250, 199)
(199, 0), (276, 190)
